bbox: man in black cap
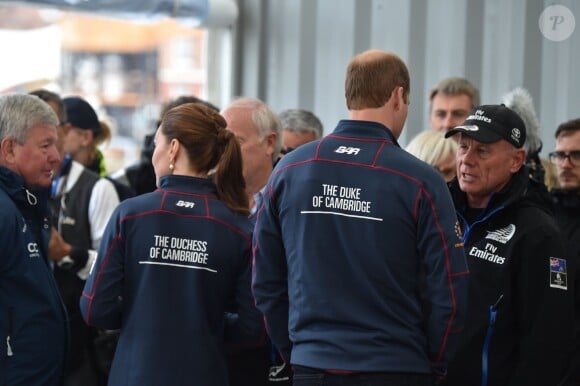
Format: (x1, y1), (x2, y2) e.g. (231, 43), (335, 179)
(442, 105), (574, 386)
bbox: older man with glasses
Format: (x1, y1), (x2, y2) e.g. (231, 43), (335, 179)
(549, 118), (580, 386)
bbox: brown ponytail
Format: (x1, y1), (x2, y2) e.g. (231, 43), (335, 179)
(161, 103), (249, 216)
(213, 130), (249, 216)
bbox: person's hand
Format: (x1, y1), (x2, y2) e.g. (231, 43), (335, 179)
(48, 227), (72, 262)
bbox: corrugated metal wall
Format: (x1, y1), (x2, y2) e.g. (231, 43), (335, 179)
(230, 0), (579, 154)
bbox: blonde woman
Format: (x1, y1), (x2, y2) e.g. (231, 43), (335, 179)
(406, 130), (458, 182)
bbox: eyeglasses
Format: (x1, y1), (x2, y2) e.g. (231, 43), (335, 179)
(548, 151), (580, 166)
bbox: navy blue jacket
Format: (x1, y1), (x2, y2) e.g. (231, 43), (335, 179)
(0, 167), (68, 386)
(252, 120), (468, 378)
(80, 175), (264, 386)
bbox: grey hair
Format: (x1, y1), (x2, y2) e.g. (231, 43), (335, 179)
(279, 109), (323, 139)
(227, 97), (282, 162)
(0, 94), (59, 144)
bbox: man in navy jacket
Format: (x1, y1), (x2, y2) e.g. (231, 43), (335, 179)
(252, 49), (469, 386)
(0, 94), (68, 386)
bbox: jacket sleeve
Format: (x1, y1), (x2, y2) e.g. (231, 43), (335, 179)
(252, 182), (292, 361)
(79, 206), (124, 330)
(508, 220), (574, 385)
(416, 181), (469, 378)
(224, 244), (266, 345)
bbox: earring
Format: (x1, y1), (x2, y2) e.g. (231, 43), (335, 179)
(169, 163), (174, 170)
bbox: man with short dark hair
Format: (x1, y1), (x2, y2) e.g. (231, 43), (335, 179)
(443, 105), (574, 386)
(0, 93), (67, 386)
(429, 77), (479, 132)
(253, 49), (468, 386)
(549, 117), (580, 385)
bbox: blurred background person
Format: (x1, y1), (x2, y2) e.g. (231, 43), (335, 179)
(62, 96), (110, 176)
(429, 77), (479, 132)
(222, 97), (282, 385)
(549, 118), (580, 386)
(278, 108), (323, 156)
(222, 97), (282, 213)
(0, 93), (67, 386)
(501, 87), (547, 185)
(31, 88), (120, 386)
(222, 97), (286, 385)
(112, 95), (219, 196)
(62, 96), (134, 200)
(80, 103), (264, 386)
(405, 130), (458, 182)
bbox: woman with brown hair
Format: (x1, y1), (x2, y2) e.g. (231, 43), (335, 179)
(80, 103), (263, 386)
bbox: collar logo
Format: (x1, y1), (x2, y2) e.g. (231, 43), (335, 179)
(485, 224), (516, 244)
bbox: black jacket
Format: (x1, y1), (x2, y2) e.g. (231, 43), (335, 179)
(444, 168), (574, 386)
(551, 188), (580, 383)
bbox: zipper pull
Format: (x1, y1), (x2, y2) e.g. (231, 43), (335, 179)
(6, 336), (13, 356)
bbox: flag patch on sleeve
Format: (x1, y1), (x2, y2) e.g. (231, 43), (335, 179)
(549, 257), (567, 290)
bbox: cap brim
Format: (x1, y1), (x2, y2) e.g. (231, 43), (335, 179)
(444, 124), (504, 144)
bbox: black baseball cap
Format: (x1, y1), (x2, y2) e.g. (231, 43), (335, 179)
(445, 104), (526, 148)
(63, 96), (101, 136)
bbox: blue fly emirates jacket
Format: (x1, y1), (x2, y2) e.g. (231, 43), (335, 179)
(80, 175), (264, 386)
(252, 120), (469, 380)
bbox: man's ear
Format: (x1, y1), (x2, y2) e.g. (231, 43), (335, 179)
(510, 148), (526, 173)
(393, 86), (405, 111)
(264, 132), (277, 157)
(0, 137), (17, 164)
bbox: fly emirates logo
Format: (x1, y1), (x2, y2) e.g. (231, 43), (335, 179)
(469, 244), (505, 265)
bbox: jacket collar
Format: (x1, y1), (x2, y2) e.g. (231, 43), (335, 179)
(332, 120), (400, 147)
(158, 174), (218, 196)
(0, 166), (50, 219)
